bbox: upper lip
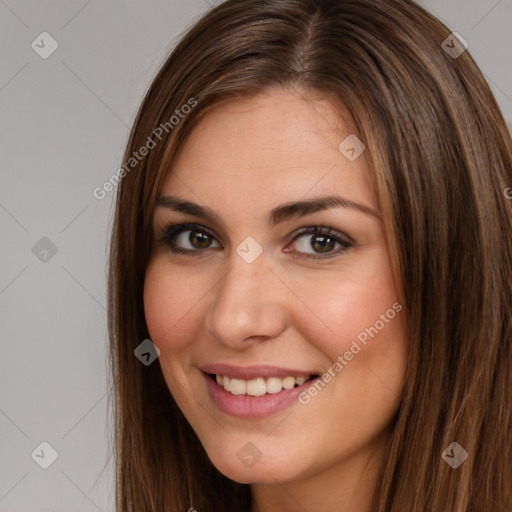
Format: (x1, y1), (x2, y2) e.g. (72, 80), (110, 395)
(200, 363), (318, 380)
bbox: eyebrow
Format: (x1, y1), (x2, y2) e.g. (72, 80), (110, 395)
(155, 194), (382, 227)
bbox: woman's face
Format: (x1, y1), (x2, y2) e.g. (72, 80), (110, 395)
(144, 88), (407, 486)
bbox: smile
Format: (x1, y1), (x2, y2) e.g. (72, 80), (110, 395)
(200, 365), (320, 418)
(212, 374), (314, 395)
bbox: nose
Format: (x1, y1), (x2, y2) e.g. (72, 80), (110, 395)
(204, 251), (288, 348)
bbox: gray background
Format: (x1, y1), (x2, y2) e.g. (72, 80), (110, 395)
(1, 1), (511, 510)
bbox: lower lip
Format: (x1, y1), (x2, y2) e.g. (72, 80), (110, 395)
(203, 372), (317, 419)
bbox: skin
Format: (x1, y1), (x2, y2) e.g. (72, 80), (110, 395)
(144, 87), (408, 512)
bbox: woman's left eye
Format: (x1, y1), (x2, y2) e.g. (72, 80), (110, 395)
(156, 223), (354, 260)
(288, 227), (354, 260)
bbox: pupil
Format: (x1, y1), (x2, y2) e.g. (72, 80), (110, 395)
(312, 235), (334, 253)
(191, 230), (210, 249)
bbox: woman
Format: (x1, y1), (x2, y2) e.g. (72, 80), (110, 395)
(107, 0), (512, 510)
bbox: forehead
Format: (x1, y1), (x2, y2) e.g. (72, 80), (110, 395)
(159, 88), (376, 216)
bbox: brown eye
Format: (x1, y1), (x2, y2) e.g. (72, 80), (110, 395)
(310, 234), (336, 253)
(287, 226), (354, 260)
(189, 230), (212, 249)
(157, 223), (221, 254)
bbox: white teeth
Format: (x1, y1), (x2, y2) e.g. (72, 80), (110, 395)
(247, 378), (267, 396)
(229, 378), (247, 395)
(282, 376), (296, 390)
(265, 377), (283, 394)
(214, 374), (311, 395)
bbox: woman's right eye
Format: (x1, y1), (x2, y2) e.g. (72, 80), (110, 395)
(157, 223), (221, 255)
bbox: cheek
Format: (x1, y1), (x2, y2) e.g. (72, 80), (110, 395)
(289, 257), (402, 360)
(143, 260), (201, 353)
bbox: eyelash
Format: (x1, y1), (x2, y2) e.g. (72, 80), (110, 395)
(156, 222), (354, 261)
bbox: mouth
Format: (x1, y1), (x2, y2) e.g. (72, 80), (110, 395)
(201, 366), (321, 418)
(209, 373), (318, 396)
(199, 364), (321, 418)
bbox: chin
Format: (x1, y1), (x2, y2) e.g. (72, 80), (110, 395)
(209, 454), (298, 485)
(197, 433), (309, 485)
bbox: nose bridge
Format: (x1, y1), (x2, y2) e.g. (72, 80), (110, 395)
(204, 251), (286, 346)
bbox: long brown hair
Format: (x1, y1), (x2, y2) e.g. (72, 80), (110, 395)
(107, 0), (512, 510)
